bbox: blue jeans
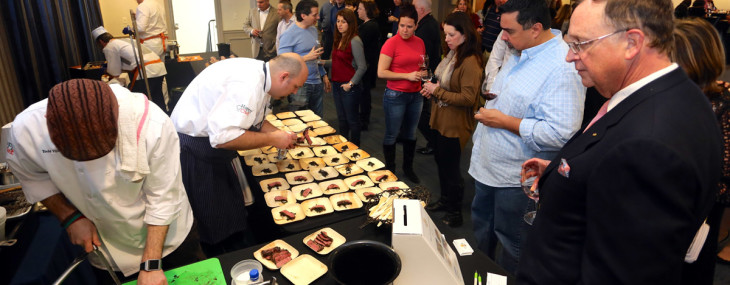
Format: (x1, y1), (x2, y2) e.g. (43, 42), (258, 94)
(471, 180), (530, 275)
(332, 82), (361, 145)
(382, 88), (423, 145)
(288, 83), (323, 116)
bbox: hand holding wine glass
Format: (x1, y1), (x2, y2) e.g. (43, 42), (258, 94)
(521, 169), (539, 225)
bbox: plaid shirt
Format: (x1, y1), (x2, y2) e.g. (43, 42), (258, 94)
(469, 30), (586, 187)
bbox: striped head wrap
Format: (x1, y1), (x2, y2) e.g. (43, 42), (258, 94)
(46, 79), (119, 161)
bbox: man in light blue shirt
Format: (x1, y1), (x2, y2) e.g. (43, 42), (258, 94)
(278, 0), (330, 116)
(469, 0), (585, 275)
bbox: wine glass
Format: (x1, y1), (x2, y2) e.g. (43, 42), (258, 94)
(521, 175), (539, 225)
(421, 70), (433, 82)
(481, 80), (498, 101)
(315, 40), (322, 64)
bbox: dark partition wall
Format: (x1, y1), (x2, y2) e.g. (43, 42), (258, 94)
(1, 0), (104, 107)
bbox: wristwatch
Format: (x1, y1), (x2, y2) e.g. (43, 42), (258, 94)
(348, 82), (353, 88)
(140, 259), (162, 271)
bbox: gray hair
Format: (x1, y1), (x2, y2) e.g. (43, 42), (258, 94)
(414, 0), (432, 10)
(590, 0), (674, 53)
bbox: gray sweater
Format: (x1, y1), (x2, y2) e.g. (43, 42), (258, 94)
(324, 36), (367, 85)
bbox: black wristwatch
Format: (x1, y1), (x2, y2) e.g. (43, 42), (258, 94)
(140, 259), (162, 271)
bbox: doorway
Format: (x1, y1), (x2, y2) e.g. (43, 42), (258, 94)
(170, 0), (217, 54)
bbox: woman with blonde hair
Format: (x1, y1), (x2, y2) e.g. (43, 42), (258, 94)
(672, 17), (730, 283)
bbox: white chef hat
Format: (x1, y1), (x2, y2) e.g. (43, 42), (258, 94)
(92, 26), (108, 41)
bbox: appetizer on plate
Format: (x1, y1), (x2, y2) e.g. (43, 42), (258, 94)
(244, 154), (269, 166)
(282, 118), (304, 126)
(333, 142), (358, 152)
(367, 170), (398, 183)
(309, 166), (339, 180)
(342, 149), (369, 161)
(291, 183), (324, 201)
(300, 197), (335, 217)
(334, 163), (363, 176)
(312, 146), (337, 157)
(299, 157), (326, 170)
(277, 159), (303, 173)
(302, 227), (346, 255)
(355, 187), (383, 202)
(299, 114), (321, 122)
(323, 154), (350, 166)
(264, 190), (296, 207)
(288, 147), (315, 159)
(254, 239), (300, 270)
(329, 192), (363, 211)
(252, 163), (279, 176)
(319, 179), (349, 195)
(259, 178), (290, 193)
(285, 171), (315, 185)
(271, 204), (306, 225)
(356, 157), (385, 172)
(306, 120), (329, 129)
(343, 175), (375, 190)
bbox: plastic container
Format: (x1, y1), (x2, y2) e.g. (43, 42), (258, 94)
(230, 259), (263, 285)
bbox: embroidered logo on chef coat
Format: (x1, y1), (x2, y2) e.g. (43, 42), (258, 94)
(6, 142), (14, 156)
(237, 104), (253, 115)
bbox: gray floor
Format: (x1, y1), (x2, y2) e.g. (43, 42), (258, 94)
(277, 78), (730, 283)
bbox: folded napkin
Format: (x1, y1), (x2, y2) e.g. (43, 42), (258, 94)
(115, 88), (151, 182)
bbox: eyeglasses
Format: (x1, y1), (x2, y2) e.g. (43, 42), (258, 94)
(566, 29), (629, 54)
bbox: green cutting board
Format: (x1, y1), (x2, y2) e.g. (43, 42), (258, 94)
(122, 257), (227, 285)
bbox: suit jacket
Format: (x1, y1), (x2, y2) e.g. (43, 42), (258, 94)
(243, 7), (280, 59)
(517, 68), (722, 284)
(415, 14), (442, 73)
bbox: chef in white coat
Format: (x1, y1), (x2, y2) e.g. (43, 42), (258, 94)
(135, 0), (168, 60)
(5, 79), (202, 284)
(170, 53), (306, 256)
(93, 26), (169, 114)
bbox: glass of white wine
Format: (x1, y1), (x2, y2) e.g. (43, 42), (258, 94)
(521, 175), (539, 225)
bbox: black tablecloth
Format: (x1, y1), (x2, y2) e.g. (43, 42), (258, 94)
(218, 216), (515, 285)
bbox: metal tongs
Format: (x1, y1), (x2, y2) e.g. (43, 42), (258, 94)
(54, 244), (121, 285)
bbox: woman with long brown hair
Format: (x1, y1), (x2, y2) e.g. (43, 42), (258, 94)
(421, 11), (484, 226)
(672, 17), (730, 283)
(327, 9), (367, 145)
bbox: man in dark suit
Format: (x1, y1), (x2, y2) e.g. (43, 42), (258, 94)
(517, 0), (723, 284)
(412, 0), (442, 156)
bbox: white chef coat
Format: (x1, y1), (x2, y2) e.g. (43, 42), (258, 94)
(136, 0), (167, 59)
(103, 38), (166, 80)
(5, 84), (193, 277)
(170, 57), (272, 148)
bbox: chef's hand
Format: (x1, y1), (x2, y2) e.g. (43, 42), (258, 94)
(66, 217), (101, 253)
(138, 270), (167, 285)
(271, 130), (297, 149)
(304, 46), (324, 62)
(323, 76), (332, 93)
(521, 158), (550, 188)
